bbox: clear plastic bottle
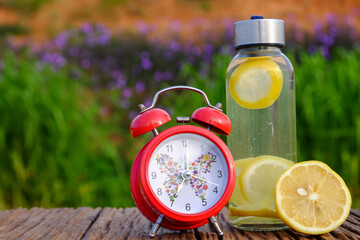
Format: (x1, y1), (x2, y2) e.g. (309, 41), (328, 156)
(226, 16), (296, 231)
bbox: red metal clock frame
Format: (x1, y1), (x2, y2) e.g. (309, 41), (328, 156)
(130, 125), (236, 229)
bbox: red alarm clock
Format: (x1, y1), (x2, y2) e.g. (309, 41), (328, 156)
(130, 86), (235, 238)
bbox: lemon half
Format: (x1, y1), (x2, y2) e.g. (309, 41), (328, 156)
(275, 161), (352, 235)
(229, 57), (283, 109)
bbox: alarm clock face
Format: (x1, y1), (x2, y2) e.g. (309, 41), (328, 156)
(147, 133), (229, 214)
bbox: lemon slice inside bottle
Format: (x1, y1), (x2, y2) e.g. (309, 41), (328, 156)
(229, 57), (283, 109)
(239, 155), (294, 211)
(229, 157), (279, 218)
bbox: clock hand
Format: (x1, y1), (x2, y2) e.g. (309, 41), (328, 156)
(184, 146), (190, 170)
(184, 152), (188, 170)
(174, 178), (186, 197)
(192, 176), (220, 187)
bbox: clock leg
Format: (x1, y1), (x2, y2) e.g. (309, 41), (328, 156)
(149, 214), (164, 238)
(209, 216), (224, 239)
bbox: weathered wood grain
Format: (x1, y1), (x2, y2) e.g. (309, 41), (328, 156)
(0, 207), (101, 240)
(0, 207), (358, 239)
(83, 207), (197, 240)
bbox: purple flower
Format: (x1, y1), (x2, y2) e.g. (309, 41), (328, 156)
(112, 71), (126, 88)
(317, 33), (334, 47)
(135, 81), (146, 93)
(169, 40), (181, 52)
(112, 70), (122, 79)
(54, 31), (69, 49)
(81, 59), (91, 69)
(141, 58), (153, 70)
(329, 25), (338, 37)
(115, 76), (126, 88)
(137, 22), (149, 35)
(154, 71), (163, 82)
(320, 46), (331, 60)
(53, 53), (66, 67)
(98, 31), (112, 45)
(42, 53), (52, 64)
(81, 22), (93, 34)
(204, 43), (214, 55)
(308, 44), (317, 55)
(204, 43), (214, 63)
(42, 53), (66, 67)
(122, 88), (133, 99)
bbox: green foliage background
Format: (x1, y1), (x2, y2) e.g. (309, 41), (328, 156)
(0, 46), (359, 209)
(0, 52), (133, 209)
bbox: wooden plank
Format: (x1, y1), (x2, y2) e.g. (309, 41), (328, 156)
(0, 207), (101, 240)
(83, 207), (197, 240)
(0, 208), (27, 229)
(0, 207), (358, 239)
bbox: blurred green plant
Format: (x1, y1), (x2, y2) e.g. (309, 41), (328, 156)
(0, 51), (133, 209)
(0, 24), (27, 37)
(291, 48), (360, 208)
(0, 0), (52, 12)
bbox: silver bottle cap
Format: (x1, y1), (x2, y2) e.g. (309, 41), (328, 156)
(234, 15), (285, 49)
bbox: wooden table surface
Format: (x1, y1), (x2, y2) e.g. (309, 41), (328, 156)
(0, 207), (359, 239)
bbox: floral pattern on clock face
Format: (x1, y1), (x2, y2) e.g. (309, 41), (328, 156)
(188, 153), (215, 199)
(157, 154), (183, 201)
(148, 133), (228, 214)
(157, 152), (215, 201)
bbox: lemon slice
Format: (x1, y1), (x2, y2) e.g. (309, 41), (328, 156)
(230, 158), (254, 205)
(240, 155), (294, 211)
(229, 157), (278, 218)
(229, 57), (283, 109)
(275, 161), (352, 235)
